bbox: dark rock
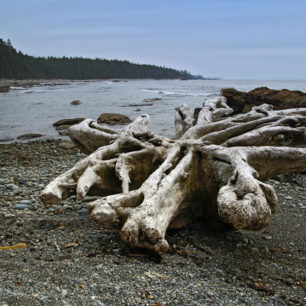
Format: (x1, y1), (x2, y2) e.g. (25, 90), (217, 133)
(97, 113), (132, 125)
(143, 98), (162, 103)
(276, 172), (306, 187)
(55, 125), (71, 131)
(71, 99), (81, 105)
(123, 103), (153, 107)
(17, 133), (43, 140)
(222, 87), (306, 114)
(0, 138), (14, 142)
(58, 130), (69, 136)
(77, 209), (88, 216)
(53, 118), (85, 127)
(0, 86), (10, 93)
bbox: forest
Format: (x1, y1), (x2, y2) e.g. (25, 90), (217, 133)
(0, 39), (199, 80)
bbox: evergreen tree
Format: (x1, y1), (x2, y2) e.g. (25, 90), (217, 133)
(0, 38), (203, 80)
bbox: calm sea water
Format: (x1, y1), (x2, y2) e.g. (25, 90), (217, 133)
(0, 79), (306, 142)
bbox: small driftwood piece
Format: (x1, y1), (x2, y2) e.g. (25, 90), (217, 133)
(41, 96), (306, 253)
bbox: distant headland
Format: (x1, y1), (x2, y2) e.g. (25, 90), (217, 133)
(0, 38), (214, 80)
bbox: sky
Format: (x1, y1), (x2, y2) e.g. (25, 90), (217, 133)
(0, 0), (305, 79)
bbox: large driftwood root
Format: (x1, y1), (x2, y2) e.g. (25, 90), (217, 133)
(41, 96), (306, 253)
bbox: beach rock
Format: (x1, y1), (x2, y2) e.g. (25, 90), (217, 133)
(58, 130), (69, 136)
(222, 87), (306, 114)
(278, 173), (306, 187)
(97, 113), (132, 125)
(55, 125), (71, 131)
(5, 183), (19, 191)
(0, 86), (10, 93)
(71, 99), (81, 105)
(0, 138), (15, 142)
(17, 133), (43, 140)
(143, 98), (162, 103)
(16, 203), (30, 210)
(19, 199), (32, 205)
(262, 234), (272, 241)
(77, 208), (88, 216)
(53, 118), (85, 127)
(58, 141), (77, 150)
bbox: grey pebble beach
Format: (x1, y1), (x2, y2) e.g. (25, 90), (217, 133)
(0, 140), (305, 305)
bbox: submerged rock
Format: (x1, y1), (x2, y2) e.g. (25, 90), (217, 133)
(71, 99), (81, 105)
(53, 118), (85, 127)
(53, 118), (85, 135)
(17, 133), (43, 140)
(97, 113), (132, 125)
(55, 125), (71, 131)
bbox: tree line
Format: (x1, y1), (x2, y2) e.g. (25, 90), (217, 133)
(0, 39), (201, 80)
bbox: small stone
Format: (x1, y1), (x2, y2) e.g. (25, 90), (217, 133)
(77, 209), (88, 216)
(40, 296), (48, 302)
(262, 234), (272, 241)
(251, 247), (259, 253)
(242, 238), (248, 244)
(16, 203), (30, 210)
(59, 142), (76, 150)
(207, 290), (215, 297)
(20, 199), (31, 205)
(62, 289), (68, 298)
(71, 99), (81, 105)
(17, 133), (43, 140)
(271, 263), (280, 268)
(6, 183), (19, 190)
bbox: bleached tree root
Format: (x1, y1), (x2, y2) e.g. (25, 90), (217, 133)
(41, 96), (306, 253)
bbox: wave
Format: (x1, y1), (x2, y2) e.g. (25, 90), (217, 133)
(141, 89), (211, 97)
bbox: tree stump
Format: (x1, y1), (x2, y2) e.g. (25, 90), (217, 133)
(41, 96), (306, 253)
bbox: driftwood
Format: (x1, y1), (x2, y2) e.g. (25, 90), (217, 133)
(41, 96), (306, 253)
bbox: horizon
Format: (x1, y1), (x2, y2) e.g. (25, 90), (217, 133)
(1, 0), (306, 80)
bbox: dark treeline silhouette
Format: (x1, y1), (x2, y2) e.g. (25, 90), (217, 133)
(0, 39), (202, 80)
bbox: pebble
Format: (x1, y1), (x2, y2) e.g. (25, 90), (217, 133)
(62, 289), (68, 298)
(77, 209), (88, 216)
(5, 183), (19, 190)
(242, 238), (248, 244)
(20, 199), (32, 205)
(271, 263), (280, 269)
(16, 203), (31, 210)
(206, 290), (215, 297)
(262, 234), (272, 241)
(0, 139), (305, 305)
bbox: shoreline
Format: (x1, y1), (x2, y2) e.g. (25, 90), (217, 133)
(0, 140), (305, 304)
(0, 77), (221, 92)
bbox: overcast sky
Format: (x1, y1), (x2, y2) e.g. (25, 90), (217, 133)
(1, 0), (305, 79)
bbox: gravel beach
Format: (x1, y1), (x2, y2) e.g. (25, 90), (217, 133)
(0, 140), (305, 305)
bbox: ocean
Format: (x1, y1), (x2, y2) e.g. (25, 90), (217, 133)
(0, 79), (305, 142)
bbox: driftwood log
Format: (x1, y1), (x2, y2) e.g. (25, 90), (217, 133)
(41, 96), (306, 253)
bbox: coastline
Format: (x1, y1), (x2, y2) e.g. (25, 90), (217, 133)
(0, 79), (74, 93)
(0, 140), (305, 304)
